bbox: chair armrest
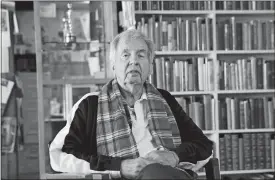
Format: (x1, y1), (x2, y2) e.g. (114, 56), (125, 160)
(204, 158), (221, 180)
(44, 172), (111, 179)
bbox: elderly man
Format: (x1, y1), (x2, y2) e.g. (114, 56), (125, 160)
(49, 29), (213, 179)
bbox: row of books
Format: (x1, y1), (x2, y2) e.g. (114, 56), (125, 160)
(134, 1), (275, 11)
(216, 1), (275, 10)
(222, 173), (274, 180)
(219, 133), (275, 171)
(134, 1), (213, 11)
(219, 57), (275, 90)
(136, 16), (213, 51)
(219, 97), (275, 130)
(217, 19), (275, 50)
(149, 57), (214, 92)
(175, 95), (214, 130)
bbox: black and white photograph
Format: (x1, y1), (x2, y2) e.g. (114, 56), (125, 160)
(1, 1), (275, 180)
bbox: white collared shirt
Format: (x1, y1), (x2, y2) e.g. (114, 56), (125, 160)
(126, 90), (161, 157)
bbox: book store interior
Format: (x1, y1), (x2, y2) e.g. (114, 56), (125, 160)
(1, 1), (275, 180)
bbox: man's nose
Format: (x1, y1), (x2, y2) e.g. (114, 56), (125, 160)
(129, 54), (139, 65)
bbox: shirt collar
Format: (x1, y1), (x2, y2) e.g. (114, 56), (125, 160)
(140, 87), (147, 101)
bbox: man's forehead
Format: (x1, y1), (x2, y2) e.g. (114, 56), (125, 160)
(118, 37), (148, 51)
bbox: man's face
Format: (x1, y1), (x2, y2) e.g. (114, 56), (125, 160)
(114, 36), (151, 93)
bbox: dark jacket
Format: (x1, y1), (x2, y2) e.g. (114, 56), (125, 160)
(59, 89), (213, 171)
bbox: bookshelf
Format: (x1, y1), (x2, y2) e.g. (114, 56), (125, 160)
(133, 0), (275, 176)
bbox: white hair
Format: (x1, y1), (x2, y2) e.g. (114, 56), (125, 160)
(109, 29), (155, 69)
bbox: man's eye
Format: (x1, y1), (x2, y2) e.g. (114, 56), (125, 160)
(122, 54), (129, 58)
(138, 54), (145, 58)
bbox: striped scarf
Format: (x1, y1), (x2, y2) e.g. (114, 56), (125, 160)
(96, 79), (181, 158)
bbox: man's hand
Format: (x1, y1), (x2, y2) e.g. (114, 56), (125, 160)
(144, 150), (179, 167)
(120, 157), (155, 179)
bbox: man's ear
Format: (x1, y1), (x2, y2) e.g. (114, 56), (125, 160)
(149, 62), (153, 75)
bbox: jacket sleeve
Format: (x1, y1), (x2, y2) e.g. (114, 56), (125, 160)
(158, 89), (214, 164)
(49, 93), (123, 174)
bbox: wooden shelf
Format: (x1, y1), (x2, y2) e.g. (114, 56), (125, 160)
(215, 10), (275, 15)
(155, 51), (212, 56)
(217, 89), (275, 95)
(203, 130), (216, 134)
(219, 128), (275, 134)
(216, 50), (275, 54)
(171, 91), (214, 96)
(43, 78), (111, 85)
(45, 118), (66, 122)
(220, 169), (275, 175)
(135, 10), (213, 15)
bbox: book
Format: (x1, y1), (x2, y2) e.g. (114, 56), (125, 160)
(1, 77), (15, 116)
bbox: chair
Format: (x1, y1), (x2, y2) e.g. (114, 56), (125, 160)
(204, 157), (221, 180)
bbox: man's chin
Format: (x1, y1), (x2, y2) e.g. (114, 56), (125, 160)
(124, 81), (142, 94)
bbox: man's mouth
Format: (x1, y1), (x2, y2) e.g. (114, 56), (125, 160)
(128, 70), (140, 74)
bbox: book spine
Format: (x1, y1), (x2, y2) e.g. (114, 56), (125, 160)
(185, 20), (191, 51)
(271, 134), (275, 169)
(196, 17), (202, 51)
(181, 19), (186, 51)
(268, 100), (274, 128)
(176, 17), (181, 51)
(191, 21), (197, 50)
(161, 57), (166, 90)
(165, 60), (172, 91)
(270, 20), (275, 50)
(219, 135), (226, 171)
(251, 133), (257, 169)
(184, 61), (189, 90)
(231, 134), (239, 170)
(179, 61), (185, 91)
(231, 17), (236, 50)
(263, 60), (268, 89)
(219, 61), (224, 90)
(205, 17), (210, 51)
(224, 23), (230, 50)
(238, 134), (244, 170)
(188, 62), (194, 91)
(225, 134), (233, 170)
(256, 57), (263, 89)
(237, 60), (243, 90)
(167, 23), (173, 51)
(239, 100), (245, 129)
(154, 22), (160, 51)
(264, 133), (272, 169)
(256, 133), (265, 169)
(246, 60), (252, 90)
(226, 97), (232, 129)
(155, 58), (163, 89)
(242, 59), (247, 90)
(197, 57), (204, 91)
(234, 63), (240, 90)
(162, 21), (168, 51)
(203, 95), (211, 130)
(250, 57), (257, 89)
(243, 133), (252, 170)
(173, 60), (180, 91)
(258, 98), (264, 128)
(231, 98), (236, 129)
(264, 97), (269, 128)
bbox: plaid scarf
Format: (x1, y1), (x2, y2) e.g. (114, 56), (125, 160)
(96, 79), (181, 158)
